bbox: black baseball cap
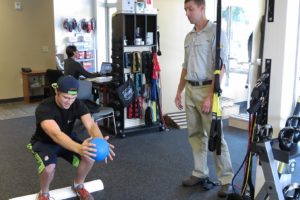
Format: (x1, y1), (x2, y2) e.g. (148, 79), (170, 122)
(55, 75), (79, 95)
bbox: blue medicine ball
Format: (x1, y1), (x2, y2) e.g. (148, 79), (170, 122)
(90, 138), (109, 162)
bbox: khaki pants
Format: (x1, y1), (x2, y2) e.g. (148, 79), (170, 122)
(185, 83), (234, 184)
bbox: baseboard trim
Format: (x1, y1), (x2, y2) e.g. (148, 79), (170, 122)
(0, 97), (24, 104)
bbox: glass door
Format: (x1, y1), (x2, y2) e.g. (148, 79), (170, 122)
(221, 0), (261, 111)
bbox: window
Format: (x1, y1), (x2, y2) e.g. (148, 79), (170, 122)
(96, 0), (117, 68)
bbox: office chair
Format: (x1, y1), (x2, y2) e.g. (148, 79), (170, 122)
(55, 54), (64, 71)
(77, 80), (117, 135)
(44, 69), (64, 97)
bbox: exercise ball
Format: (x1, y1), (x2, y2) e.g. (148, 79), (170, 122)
(90, 138), (109, 162)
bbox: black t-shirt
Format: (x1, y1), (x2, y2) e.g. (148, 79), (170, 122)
(31, 96), (89, 144)
(64, 58), (98, 79)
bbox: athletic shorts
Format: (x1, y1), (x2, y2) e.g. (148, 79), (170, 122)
(26, 133), (82, 174)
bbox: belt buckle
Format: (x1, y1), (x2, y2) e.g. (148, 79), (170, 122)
(189, 81), (201, 86)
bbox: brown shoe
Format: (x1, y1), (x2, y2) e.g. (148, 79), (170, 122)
(182, 176), (208, 187)
(218, 184), (231, 198)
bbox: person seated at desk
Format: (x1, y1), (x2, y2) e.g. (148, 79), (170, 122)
(64, 45), (99, 80)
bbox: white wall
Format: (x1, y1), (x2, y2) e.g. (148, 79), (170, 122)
(53, 0), (96, 56)
(0, 0), (55, 100)
(263, 0), (300, 135)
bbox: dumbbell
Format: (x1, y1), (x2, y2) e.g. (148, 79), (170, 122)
(283, 182), (300, 200)
(285, 116), (300, 128)
(278, 127), (300, 151)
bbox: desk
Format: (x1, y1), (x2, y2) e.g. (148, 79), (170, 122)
(86, 76), (113, 83)
(22, 70), (46, 103)
(86, 76), (113, 105)
(86, 77), (116, 133)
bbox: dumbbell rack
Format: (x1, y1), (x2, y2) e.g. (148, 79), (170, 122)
(251, 139), (300, 200)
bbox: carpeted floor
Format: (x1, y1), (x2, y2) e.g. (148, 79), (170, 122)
(0, 116), (299, 200)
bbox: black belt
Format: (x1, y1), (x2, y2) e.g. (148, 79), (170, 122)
(188, 80), (212, 86)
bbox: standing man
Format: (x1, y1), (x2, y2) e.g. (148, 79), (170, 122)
(27, 75), (115, 200)
(175, 0), (233, 198)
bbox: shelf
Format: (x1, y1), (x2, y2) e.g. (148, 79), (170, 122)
(111, 13), (158, 136)
(250, 139), (300, 164)
(77, 48), (94, 51)
(124, 45), (156, 47)
(29, 85), (45, 89)
(272, 139), (300, 163)
(123, 45), (153, 52)
(119, 123), (162, 138)
(67, 41), (93, 49)
(76, 58), (94, 62)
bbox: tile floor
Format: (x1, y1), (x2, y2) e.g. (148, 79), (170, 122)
(0, 101), (38, 120)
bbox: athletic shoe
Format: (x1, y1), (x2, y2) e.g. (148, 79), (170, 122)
(72, 184), (94, 200)
(35, 192), (54, 200)
(217, 184), (232, 198)
(182, 175), (209, 187)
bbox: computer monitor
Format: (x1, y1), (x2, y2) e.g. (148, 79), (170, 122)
(99, 62), (112, 75)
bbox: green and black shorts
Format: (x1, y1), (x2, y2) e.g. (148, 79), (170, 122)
(27, 134), (82, 174)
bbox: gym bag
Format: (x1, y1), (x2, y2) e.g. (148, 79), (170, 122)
(116, 75), (135, 107)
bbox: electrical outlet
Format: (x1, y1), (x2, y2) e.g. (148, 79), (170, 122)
(15, 1), (22, 11)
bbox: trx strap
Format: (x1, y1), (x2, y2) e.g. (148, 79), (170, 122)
(142, 51), (153, 84)
(208, 0), (223, 155)
(133, 52), (142, 73)
(157, 29), (162, 56)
